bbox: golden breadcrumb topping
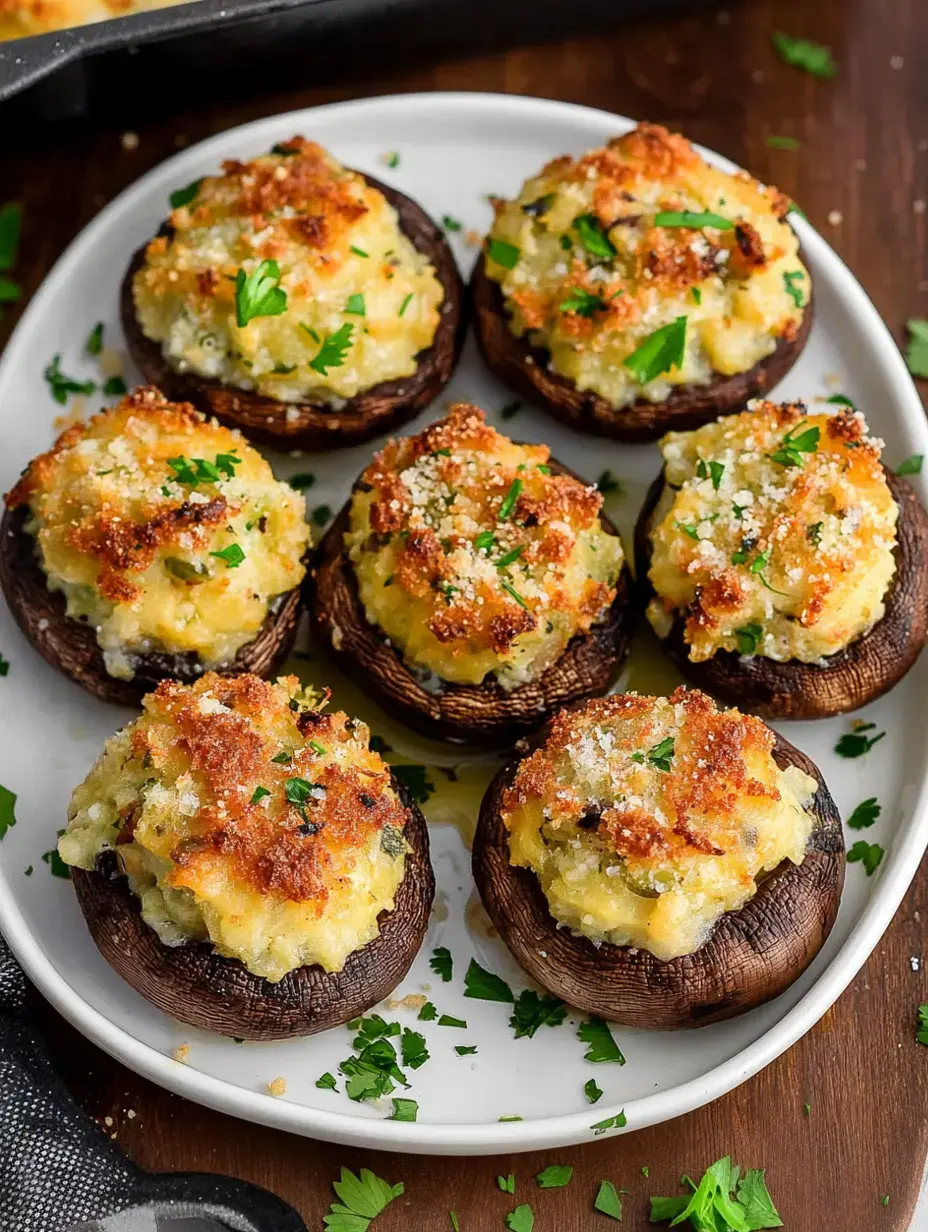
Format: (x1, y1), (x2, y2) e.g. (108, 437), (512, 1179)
(646, 400), (898, 662)
(502, 687), (816, 960)
(485, 123), (807, 409)
(5, 387), (308, 679)
(59, 673), (409, 981)
(345, 403), (624, 689)
(133, 138), (444, 404)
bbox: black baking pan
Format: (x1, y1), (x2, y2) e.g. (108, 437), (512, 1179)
(0, 0), (719, 121)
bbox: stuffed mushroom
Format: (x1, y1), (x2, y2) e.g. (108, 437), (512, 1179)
(309, 403), (635, 744)
(58, 672), (434, 1039)
(1, 387), (308, 705)
(123, 137), (464, 450)
(474, 687), (844, 1028)
(472, 123), (811, 442)
(635, 399), (928, 718)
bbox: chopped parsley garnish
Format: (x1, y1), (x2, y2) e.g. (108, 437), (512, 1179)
(368, 734), (391, 754)
(474, 530), (495, 553)
(654, 210), (732, 230)
(495, 545), (525, 569)
(647, 737), (675, 773)
(398, 293), (414, 318)
(284, 777), (314, 810)
(597, 470), (623, 495)
(594, 1181), (622, 1220)
(86, 322), (104, 355)
(765, 134), (801, 150)
(315, 1072), (337, 1090)
(536, 1165), (572, 1189)
(454, 1045), (477, 1056)
(310, 322), (354, 374)
(623, 316), (687, 384)
(391, 763), (434, 803)
(771, 31), (836, 78)
(308, 740), (327, 756)
(509, 990), (566, 1039)
(0, 652), (8, 677)
(500, 580), (529, 609)
(650, 1155), (782, 1229)
(807, 521), (824, 547)
(271, 750), (291, 764)
(384, 151), (400, 168)
(300, 324), (320, 343)
(847, 797), (880, 829)
(234, 259), (287, 327)
(504, 1205), (534, 1232)
(577, 1016), (626, 1064)
(438, 1014), (467, 1029)
(897, 454), (924, 476)
(585, 1078), (603, 1104)
(572, 213), (616, 260)
(0, 202), (22, 271)
(916, 1004), (928, 1046)
(442, 214), (463, 232)
(735, 623), (763, 655)
(803, 1102), (811, 1118)
(905, 319), (928, 378)
(691, 287), (702, 305)
(835, 722), (885, 758)
(591, 1111), (627, 1136)
(497, 478), (522, 521)
(449, 1214), (460, 1231)
(500, 400), (522, 420)
(312, 505), (333, 527)
(210, 543), (245, 568)
(430, 946), (453, 982)
(771, 421), (819, 467)
(498, 1175), (516, 1194)
(288, 472), (316, 490)
(169, 178), (203, 209)
(103, 375), (127, 396)
(0, 783), (17, 838)
(389, 1097), (418, 1122)
(848, 840), (884, 876)
(676, 520), (700, 541)
(43, 355), (95, 404)
(168, 453), (237, 485)
(559, 287), (606, 316)
(499, 1116), (523, 1122)
(782, 269), (806, 307)
(0, 276), (20, 306)
(345, 293), (366, 316)
(42, 844), (70, 878)
(418, 1001), (438, 1021)
(463, 958), (514, 1003)
(696, 458), (724, 490)
(250, 786), (270, 805)
(826, 393), (855, 407)
(323, 1167), (403, 1231)
(349, 245), (369, 258)
(487, 238), (521, 269)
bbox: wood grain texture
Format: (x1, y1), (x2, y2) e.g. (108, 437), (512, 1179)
(5, 0), (928, 1227)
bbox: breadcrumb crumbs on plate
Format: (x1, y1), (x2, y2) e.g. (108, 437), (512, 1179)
(387, 993), (428, 1011)
(172, 1044), (190, 1064)
(267, 1076), (288, 1096)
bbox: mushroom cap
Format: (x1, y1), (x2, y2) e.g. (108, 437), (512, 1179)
(473, 725), (844, 1029)
(470, 252), (814, 443)
(70, 772), (435, 1040)
(0, 505), (303, 707)
(308, 458), (637, 746)
(633, 466), (928, 719)
(122, 174), (465, 452)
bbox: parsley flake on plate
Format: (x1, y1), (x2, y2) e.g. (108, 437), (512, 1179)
(454, 1045), (478, 1056)
(42, 839), (70, 878)
(905, 319), (928, 378)
(771, 31), (836, 79)
(504, 1204), (534, 1232)
(916, 1004), (928, 1046)
(312, 504), (333, 527)
(650, 1155), (782, 1229)
(288, 472), (316, 490)
(401, 1028), (429, 1070)
(391, 763), (434, 804)
(847, 840), (884, 876)
(594, 1180), (622, 1220)
(0, 652), (8, 677)
(577, 1016), (626, 1064)
(500, 400), (522, 420)
(654, 210), (733, 230)
(389, 1097), (418, 1122)
(559, 287), (606, 317)
(449, 1212), (460, 1231)
(834, 722), (885, 758)
(418, 1001), (438, 1021)
(323, 1166), (403, 1232)
(487, 238), (520, 269)
(103, 375), (127, 396)
(234, 259), (288, 327)
(43, 354), (95, 405)
(591, 1111), (627, 1136)
(623, 316), (687, 384)
(765, 135), (801, 151)
(86, 322), (104, 355)
(345, 293), (366, 316)
(572, 213), (616, 260)
(509, 989), (567, 1039)
(429, 946), (453, 982)
(497, 1174), (516, 1194)
(210, 543), (245, 569)
(597, 469), (623, 495)
(897, 454), (924, 476)
(310, 322), (354, 375)
(536, 1165), (572, 1189)
(0, 783), (17, 838)
(316, 1072), (337, 1090)
(584, 1078), (603, 1104)
(442, 214), (463, 232)
(463, 958), (514, 1003)
(847, 798), (880, 829)
(170, 179), (204, 209)
(438, 1014), (467, 1029)
(770, 421), (819, 467)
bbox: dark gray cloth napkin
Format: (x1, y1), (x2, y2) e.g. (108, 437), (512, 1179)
(0, 935), (308, 1232)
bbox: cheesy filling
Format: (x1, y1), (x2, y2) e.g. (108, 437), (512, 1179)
(5, 388), (309, 680)
(59, 673), (409, 982)
(485, 123), (807, 410)
(133, 137), (444, 405)
(502, 688), (817, 961)
(345, 404), (624, 689)
(645, 400), (899, 662)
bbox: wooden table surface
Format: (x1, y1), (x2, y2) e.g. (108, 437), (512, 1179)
(4, 0), (928, 1228)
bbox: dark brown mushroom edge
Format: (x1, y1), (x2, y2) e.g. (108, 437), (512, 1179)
(634, 400), (928, 720)
(60, 672), (435, 1040)
(308, 403), (636, 746)
(123, 136), (465, 452)
(0, 387), (309, 707)
(473, 687), (844, 1030)
(471, 122), (812, 443)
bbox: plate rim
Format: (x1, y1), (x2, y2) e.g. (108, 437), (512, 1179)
(2, 89), (927, 1155)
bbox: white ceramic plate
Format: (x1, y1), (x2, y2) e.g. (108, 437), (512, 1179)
(1, 92), (927, 1157)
